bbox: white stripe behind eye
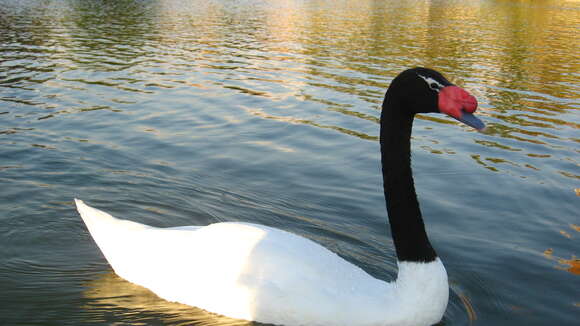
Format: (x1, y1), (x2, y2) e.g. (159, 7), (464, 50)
(417, 74), (444, 92)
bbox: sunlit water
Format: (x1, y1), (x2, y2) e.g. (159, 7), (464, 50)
(1, 0), (578, 325)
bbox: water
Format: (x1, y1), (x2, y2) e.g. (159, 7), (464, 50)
(0, 0), (578, 325)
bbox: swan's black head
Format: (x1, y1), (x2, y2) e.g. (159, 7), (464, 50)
(383, 67), (485, 130)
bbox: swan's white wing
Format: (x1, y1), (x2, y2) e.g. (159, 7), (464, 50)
(75, 199), (393, 325)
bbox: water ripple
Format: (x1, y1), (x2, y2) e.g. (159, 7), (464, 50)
(0, 1), (579, 325)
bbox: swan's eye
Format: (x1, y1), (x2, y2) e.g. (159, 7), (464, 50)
(417, 74), (444, 93)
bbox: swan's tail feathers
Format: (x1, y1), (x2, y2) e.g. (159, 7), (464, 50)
(75, 199), (149, 233)
(76, 198), (117, 231)
(74, 199), (151, 276)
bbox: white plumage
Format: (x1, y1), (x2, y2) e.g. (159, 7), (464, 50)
(75, 199), (447, 326)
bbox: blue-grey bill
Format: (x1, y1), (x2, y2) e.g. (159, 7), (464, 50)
(455, 112), (485, 131)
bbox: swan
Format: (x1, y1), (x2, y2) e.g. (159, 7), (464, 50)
(75, 67), (485, 326)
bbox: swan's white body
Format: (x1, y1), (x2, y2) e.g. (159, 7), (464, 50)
(75, 199), (448, 326)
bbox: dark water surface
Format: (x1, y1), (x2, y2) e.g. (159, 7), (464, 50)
(1, 0), (578, 325)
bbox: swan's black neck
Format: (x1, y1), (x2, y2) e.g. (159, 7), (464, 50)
(380, 95), (437, 263)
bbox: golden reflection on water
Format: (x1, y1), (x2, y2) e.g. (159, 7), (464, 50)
(558, 258), (580, 276)
(83, 272), (252, 326)
(543, 224), (580, 276)
(2, 0), (578, 181)
(457, 293), (478, 324)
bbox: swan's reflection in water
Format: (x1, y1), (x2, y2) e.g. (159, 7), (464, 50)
(83, 271), (259, 326)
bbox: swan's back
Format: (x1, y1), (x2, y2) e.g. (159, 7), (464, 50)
(75, 200), (398, 326)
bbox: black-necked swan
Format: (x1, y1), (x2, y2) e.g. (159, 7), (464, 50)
(75, 67), (485, 326)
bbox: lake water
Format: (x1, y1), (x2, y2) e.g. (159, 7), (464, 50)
(0, 0), (578, 325)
